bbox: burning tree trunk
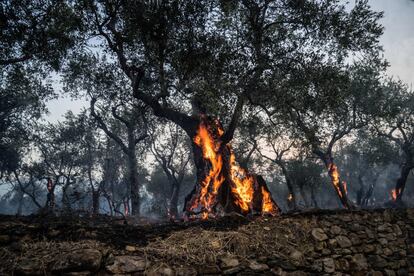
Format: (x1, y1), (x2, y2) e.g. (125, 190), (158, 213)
(392, 163), (413, 204)
(314, 151), (352, 209)
(184, 116), (279, 218)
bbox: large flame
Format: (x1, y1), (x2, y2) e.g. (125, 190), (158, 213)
(192, 121), (225, 214)
(190, 120), (276, 217)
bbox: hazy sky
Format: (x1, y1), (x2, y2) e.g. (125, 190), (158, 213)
(45, 0), (414, 122)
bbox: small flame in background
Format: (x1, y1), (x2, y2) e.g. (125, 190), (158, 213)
(261, 186), (274, 213)
(391, 188), (400, 201)
(328, 163), (347, 199)
(287, 193), (293, 202)
(191, 121), (276, 218)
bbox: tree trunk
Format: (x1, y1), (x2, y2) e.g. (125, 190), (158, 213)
(314, 151), (352, 209)
(169, 183), (180, 218)
(310, 183), (318, 208)
(92, 190), (100, 215)
(298, 183), (310, 208)
(280, 165), (297, 210)
(183, 116), (279, 218)
(395, 163), (412, 203)
(127, 152), (140, 216)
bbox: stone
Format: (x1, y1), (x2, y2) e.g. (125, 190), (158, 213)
(176, 267), (197, 276)
(323, 258), (335, 273)
(350, 254), (368, 271)
(105, 255), (147, 274)
(271, 267), (287, 276)
(312, 228), (328, 241)
(219, 256), (239, 269)
(249, 261), (269, 271)
(223, 266), (242, 275)
(15, 258), (44, 275)
(372, 271), (383, 276)
(289, 250), (303, 262)
(62, 272), (91, 276)
(198, 265), (221, 274)
(328, 239), (338, 248)
(336, 236), (352, 248)
(264, 226), (271, 231)
(367, 255), (387, 269)
(384, 269), (396, 276)
(379, 238), (389, 245)
(125, 245), (137, 252)
(0, 235), (11, 244)
(330, 225), (342, 235)
(52, 249), (102, 273)
(335, 259), (349, 271)
(363, 244), (376, 254)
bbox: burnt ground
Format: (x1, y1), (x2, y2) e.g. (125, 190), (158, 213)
(0, 208), (413, 275)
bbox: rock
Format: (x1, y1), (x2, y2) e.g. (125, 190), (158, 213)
(312, 228), (328, 241)
(105, 255), (147, 274)
(248, 260), (269, 271)
(271, 267), (286, 275)
(289, 250), (303, 263)
(379, 238), (389, 245)
(210, 240), (221, 249)
(372, 271), (383, 276)
(328, 239), (338, 248)
(62, 272), (91, 276)
(363, 244), (376, 253)
(125, 245), (137, 252)
(219, 256), (239, 269)
(367, 255), (387, 269)
(330, 225), (342, 235)
(198, 265), (221, 274)
(264, 226), (271, 231)
(52, 249), (102, 273)
(350, 254), (368, 271)
(335, 259), (349, 271)
(336, 236), (352, 248)
(384, 269), (396, 276)
(223, 266), (242, 275)
(176, 267), (197, 276)
(323, 258), (335, 273)
(15, 258), (44, 275)
(0, 235), (11, 244)
(157, 266), (174, 276)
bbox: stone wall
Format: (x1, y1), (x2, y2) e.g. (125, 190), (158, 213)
(1, 209), (413, 275)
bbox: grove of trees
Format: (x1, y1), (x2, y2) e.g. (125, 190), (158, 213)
(1, 0), (413, 218)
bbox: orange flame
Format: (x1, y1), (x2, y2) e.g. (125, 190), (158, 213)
(328, 163), (347, 199)
(192, 122), (225, 214)
(190, 119), (277, 217)
(229, 152), (254, 212)
(261, 186), (274, 213)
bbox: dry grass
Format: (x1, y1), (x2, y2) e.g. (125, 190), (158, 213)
(139, 216), (316, 266)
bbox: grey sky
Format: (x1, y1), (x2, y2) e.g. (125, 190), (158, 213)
(45, 0), (414, 122)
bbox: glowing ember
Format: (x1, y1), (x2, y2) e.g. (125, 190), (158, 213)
(391, 188), (400, 201)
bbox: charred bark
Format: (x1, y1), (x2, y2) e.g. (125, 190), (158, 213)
(395, 163), (413, 204)
(314, 150), (352, 209)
